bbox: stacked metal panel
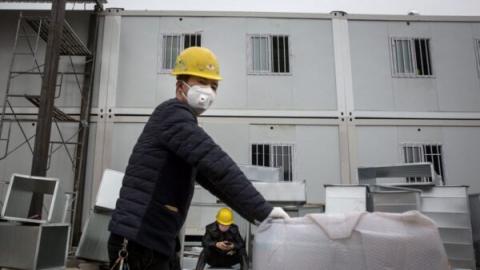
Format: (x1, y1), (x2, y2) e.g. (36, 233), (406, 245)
(420, 186), (475, 269)
(358, 163), (438, 186)
(239, 165), (281, 182)
(0, 223), (70, 269)
(469, 193), (480, 268)
(324, 185), (368, 214)
(76, 169), (124, 262)
(368, 186), (421, 213)
(75, 211), (111, 262)
(0, 174), (70, 270)
(1, 173), (65, 223)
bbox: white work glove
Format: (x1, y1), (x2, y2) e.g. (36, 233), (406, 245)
(268, 207), (290, 219)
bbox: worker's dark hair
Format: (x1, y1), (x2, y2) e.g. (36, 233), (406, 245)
(176, 75), (190, 82)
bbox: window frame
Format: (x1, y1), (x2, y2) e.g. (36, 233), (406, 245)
(250, 142), (295, 182)
(390, 37), (435, 78)
(401, 143), (446, 184)
(247, 34), (292, 76)
(159, 32), (202, 73)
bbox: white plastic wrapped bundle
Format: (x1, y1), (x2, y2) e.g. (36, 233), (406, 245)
(253, 211), (449, 270)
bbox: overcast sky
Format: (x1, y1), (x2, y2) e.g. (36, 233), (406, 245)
(1, 0), (480, 16)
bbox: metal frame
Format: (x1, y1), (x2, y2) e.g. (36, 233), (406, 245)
(390, 37), (435, 78)
(0, 12), (93, 166)
(91, 12), (121, 209)
(1, 173), (59, 224)
(250, 142), (295, 182)
(401, 143), (446, 184)
(332, 14), (356, 183)
(158, 32), (203, 72)
(247, 33), (292, 75)
(102, 10), (480, 22)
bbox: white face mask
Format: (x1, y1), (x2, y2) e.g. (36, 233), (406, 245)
(182, 81), (216, 115)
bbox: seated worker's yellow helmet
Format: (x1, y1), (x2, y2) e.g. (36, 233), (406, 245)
(216, 207), (234, 226)
(171, 47), (222, 81)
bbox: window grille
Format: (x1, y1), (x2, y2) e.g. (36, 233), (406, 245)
(162, 33), (201, 70)
(403, 143), (445, 183)
(391, 38), (432, 77)
(251, 143), (294, 181)
(249, 35), (290, 74)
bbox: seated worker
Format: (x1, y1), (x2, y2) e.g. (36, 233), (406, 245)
(196, 208), (248, 270)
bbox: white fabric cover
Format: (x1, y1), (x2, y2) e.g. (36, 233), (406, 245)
(253, 211), (449, 270)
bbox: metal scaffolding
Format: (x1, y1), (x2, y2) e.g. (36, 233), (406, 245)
(0, 6), (100, 245)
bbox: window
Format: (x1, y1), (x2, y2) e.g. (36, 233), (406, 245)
(251, 143), (294, 181)
(475, 39), (480, 77)
(249, 35), (290, 74)
(161, 33), (201, 70)
(391, 38), (433, 77)
(402, 143), (445, 183)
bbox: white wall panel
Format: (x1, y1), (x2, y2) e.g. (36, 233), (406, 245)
(443, 127), (480, 193)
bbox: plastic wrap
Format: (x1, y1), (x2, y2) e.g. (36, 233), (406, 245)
(253, 211), (449, 270)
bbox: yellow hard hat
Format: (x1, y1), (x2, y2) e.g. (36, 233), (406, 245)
(171, 47), (222, 81)
(216, 207), (234, 225)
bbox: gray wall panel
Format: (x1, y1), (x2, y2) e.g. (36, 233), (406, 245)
(110, 123), (144, 171)
(200, 121), (250, 164)
(0, 11), (23, 107)
(116, 17), (336, 110)
(116, 17), (159, 108)
(433, 23), (480, 112)
(0, 121), (35, 180)
(350, 22), (395, 111)
(350, 20), (480, 112)
(443, 127), (480, 193)
(199, 18), (248, 110)
(295, 125), (341, 203)
(357, 126), (399, 166)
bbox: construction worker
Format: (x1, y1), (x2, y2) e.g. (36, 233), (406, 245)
(195, 208), (248, 270)
(107, 47), (289, 270)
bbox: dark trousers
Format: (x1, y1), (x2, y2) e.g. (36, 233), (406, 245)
(195, 248), (247, 270)
(108, 233), (170, 270)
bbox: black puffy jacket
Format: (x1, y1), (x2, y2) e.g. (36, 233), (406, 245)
(202, 222), (245, 254)
(108, 98), (272, 257)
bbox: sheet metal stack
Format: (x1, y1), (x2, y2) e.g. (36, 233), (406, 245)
(324, 163), (475, 269)
(76, 169), (124, 263)
(0, 174), (70, 270)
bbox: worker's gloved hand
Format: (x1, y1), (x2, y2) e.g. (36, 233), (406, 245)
(268, 207), (290, 219)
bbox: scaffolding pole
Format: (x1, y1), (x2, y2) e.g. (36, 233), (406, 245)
(30, 0), (67, 217)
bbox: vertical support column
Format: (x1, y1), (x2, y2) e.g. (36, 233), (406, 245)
(91, 10), (121, 207)
(71, 5), (102, 245)
(30, 0), (66, 216)
(332, 12), (358, 184)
